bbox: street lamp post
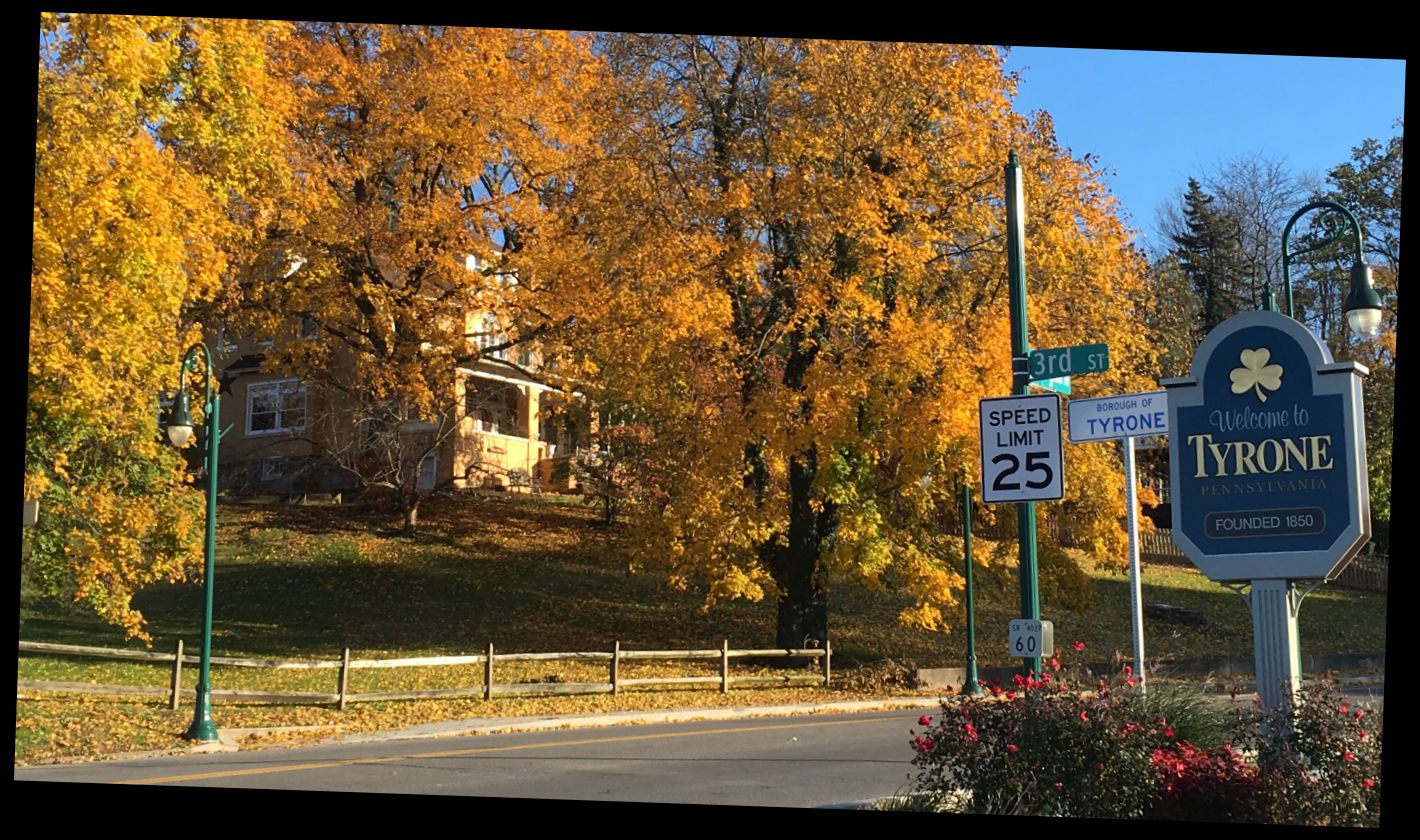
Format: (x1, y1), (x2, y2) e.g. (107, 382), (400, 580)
(166, 342), (226, 742)
(1280, 201), (1384, 340)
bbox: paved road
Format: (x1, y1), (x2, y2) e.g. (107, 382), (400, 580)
(15, 709), (929, 806)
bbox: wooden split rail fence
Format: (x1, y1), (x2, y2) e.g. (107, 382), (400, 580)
(1139, 530), (1387, 593)
(17, 640), (831, 710)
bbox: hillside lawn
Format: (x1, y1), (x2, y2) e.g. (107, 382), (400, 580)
(17, 492), (1386, 765)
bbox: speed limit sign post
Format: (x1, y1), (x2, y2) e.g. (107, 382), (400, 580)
(980, 393), (1064, 503)
(1010, 619), (1054, 659)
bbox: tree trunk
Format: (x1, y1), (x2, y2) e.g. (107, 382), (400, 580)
(401, 491), (419, 537)
(771, 448), (831, 650)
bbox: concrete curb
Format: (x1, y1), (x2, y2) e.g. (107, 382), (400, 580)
(319, 697), (947, 745)
(916, 651), (1386, 691)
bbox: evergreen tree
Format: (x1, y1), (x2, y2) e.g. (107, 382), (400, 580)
(1168, 178), (1253, 338)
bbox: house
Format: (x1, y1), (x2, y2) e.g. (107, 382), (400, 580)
(195, 252), (590, 500)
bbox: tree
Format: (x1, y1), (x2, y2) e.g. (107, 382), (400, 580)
(230, 24), (602, 534)
(1297, 123), (1400, 551)
(568, 38), (1157, 647)
(30, 15), (293, 639)
(1163, 178), (1253, 338)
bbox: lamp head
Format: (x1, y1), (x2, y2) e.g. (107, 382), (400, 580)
(1343, 260), (1384, 339)
(166, 390), (195, 449)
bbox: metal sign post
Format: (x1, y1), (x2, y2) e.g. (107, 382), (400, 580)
(1067, 390), (1169, 692)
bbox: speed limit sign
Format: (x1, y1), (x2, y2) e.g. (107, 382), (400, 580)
(1009, 619), (1054, 659)
(980, 393), (1064, 503)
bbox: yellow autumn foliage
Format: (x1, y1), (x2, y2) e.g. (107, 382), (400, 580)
(568, 38), (1158, 641)
(30, 15), (294, 639)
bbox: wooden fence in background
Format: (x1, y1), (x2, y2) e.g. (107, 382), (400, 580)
(17, 640), (830, 710)
(1140, 529), (1387, 594)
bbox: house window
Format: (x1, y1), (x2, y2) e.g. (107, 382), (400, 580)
(478, 312), (508, 361)
(466, 377), (523, 437)
(217, 328), (238, 354)
(247, 379), (306, 436)
(263, 456), (286, 480)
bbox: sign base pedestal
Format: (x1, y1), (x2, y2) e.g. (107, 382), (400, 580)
(1247, 579), (1303, 710)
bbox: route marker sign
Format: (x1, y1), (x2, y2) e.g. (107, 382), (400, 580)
(1068, 391), (1168, 443)
(1009, 619), (1054, 659)
(980, 393), (1064, 504)
(1029, 343), (1108, 382)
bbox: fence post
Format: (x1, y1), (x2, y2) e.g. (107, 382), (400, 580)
(720, 639), (729, 694)
(338, 647), (351, 711)
(822, 639), (831, 688)
(611, 640), (620, 696)
(169, 639), (184, 711)
(484, 643), (494, 702)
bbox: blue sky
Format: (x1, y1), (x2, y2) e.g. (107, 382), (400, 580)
(999, 49), (1405, 251)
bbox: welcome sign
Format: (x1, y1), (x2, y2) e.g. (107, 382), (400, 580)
(1163, 311), (1369, 582)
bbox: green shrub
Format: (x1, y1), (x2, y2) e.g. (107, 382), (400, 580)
(1228, 677), (1382, 826)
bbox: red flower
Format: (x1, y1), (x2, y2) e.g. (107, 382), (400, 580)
(1013, 674), (1026, 688)
(1007, 744), (1018, 753)
(1355, 710), (1364, 720)
(1080, 711), (1089, 721)
(1360, 731), (1369, 739)
(1124, 665), (1133, 675)
(1339, 704), (1349, 713)
(992, 677), (1001, 686)
(1050, 657), (1060, 671)
(1006, 691), (1016, 700)
(1364, 779), (1375, 789)
(1165, 726), (1174, 738)
(1054, 782), (1063, 790)
(1072, 641), (1085, 651)
(1345, 751), (1355, 762)
(991, 686), (1002, 697)
(919, 716), (932, 726)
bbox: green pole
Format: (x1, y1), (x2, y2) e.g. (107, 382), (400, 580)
(1005, 151), (1041, 679)
(181, 343), (221, 743)
(963, 485), (981, 696)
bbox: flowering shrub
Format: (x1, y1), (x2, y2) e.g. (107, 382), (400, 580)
(1145, 741), (1267, 823)
(1227, 676), (1382, 827)
(905, 649), (1381, 824)
(908, 653), (1174, 818)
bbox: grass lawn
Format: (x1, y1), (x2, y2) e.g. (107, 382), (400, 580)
(16, 491), (1386, 765)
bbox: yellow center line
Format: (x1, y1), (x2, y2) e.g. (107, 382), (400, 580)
(117, 714), (918, 785)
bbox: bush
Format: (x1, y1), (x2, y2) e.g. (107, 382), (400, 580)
(909, 655), (1172, 818)
(1145, 741), (1268, 822)
(1228, 676), (1382, 827)
(907, 655), (1382, 825)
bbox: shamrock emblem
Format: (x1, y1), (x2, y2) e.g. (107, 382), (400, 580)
(1230, 348), (1282, 402)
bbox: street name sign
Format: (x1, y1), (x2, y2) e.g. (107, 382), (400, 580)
(1029, 343), (1109, 381)
(1163, 310), (1369, 582)
(1009, 619), (1054, 658)
(980, 393), (1064, 504)
(1068, 391), (1169, 443)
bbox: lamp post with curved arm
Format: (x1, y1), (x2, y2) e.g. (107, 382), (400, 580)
(1280, 201), (1384, 340)
(165, 342), (226, 743)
